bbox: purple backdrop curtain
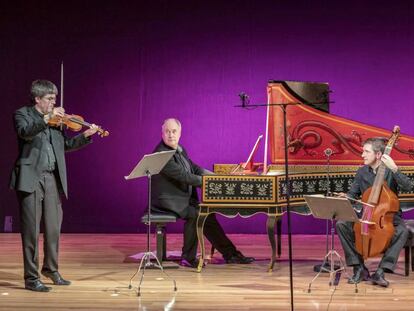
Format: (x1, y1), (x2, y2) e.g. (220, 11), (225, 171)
(1, 0), (413, 234)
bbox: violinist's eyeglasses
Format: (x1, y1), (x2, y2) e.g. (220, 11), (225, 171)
(43, 96), (57, 101)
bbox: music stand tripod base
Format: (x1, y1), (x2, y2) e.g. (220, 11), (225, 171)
(129, 249), (177, 297)
(304, 195), (359, 293)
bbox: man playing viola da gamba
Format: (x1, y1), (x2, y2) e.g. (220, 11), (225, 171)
(336, 137), (412, 287)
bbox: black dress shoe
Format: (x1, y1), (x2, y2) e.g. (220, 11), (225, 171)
(348, 265), (370, 284)
(371, 269), (389, 287)
(41, 271), (71, 285)
(225, 251), (255, 264)
(25, 280), (51, 292)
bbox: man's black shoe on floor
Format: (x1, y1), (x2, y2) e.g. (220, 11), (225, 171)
(347, 265), (370, 284)
(25, 279), (51, 292)
(225, 251), (255, 264)
(371, 268), (389, 287)
(41, 271), (71, 285)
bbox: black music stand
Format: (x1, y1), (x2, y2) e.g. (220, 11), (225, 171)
(313, 149), (340, 273)
(236, 86), (331, 311)
(237, 99), (297, 310)
(124, 150), (177, 296)
(278, 102), (296, 310)
(304, 195), (359, 293)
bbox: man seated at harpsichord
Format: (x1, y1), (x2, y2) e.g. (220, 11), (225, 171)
(151, 118), (255, 268)
(336, 137), (412, 287)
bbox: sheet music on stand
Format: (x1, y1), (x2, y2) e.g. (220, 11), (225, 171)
(304, 194), (358, 222)
(125, 150), (176, 180)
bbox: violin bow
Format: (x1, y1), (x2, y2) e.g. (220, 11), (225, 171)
(332, 192), (375, 207)
(60, 61), (64, 130)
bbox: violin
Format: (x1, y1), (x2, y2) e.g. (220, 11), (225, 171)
(48, 113), (109, 138)
(49, 63), (109, 138)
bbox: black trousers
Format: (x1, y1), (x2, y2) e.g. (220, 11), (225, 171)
(17, 172), (62, 282)
(336, 213), (408, 272)
(181, 205), (237, 262)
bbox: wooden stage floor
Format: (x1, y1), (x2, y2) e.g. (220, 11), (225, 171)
(1, 233), (414, 310)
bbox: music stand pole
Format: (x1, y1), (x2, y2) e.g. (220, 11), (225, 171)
(146, 171), (151, 261)
(313, 151), (340, 273)
(237, 97), (297, 310)
(281, 104), (294, 311)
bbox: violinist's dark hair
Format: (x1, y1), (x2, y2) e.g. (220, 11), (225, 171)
(30, 80), (58, 103)
(363, 137), (386, 154)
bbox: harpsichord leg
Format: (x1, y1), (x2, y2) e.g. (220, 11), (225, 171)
(196, 213), (208, 272)
(266, 215), (277, 271)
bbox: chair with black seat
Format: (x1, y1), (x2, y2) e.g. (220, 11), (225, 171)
(141, 212), (177, 267)
(404, 219), (414, 276)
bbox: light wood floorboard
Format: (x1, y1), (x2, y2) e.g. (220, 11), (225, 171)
(1, 233), (413, 310)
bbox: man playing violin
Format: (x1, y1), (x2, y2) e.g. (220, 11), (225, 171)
(336, 137), (412, 287)
(10, 80), (99, 292)
(151, 118), (254, 268)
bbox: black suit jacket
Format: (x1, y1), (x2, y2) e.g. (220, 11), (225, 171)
(10, 105), (92, 198)
(151, 141), (205, 218)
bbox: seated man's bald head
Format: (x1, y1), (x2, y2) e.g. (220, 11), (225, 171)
(162, 118), (182, 149)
